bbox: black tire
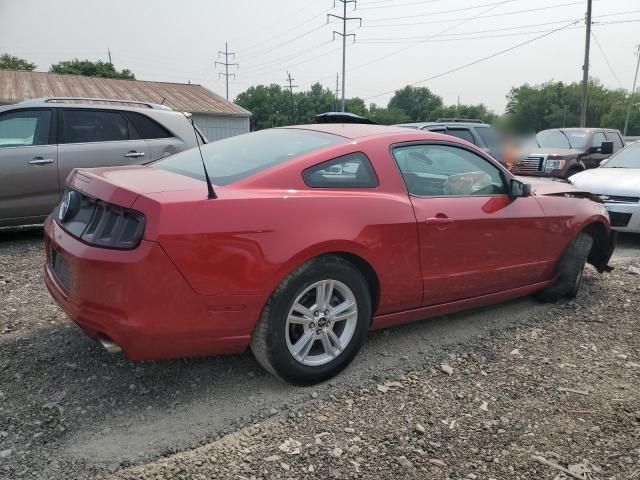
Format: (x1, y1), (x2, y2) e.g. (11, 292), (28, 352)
(250, 255), (371, 385)
(535, 232), (593, 302)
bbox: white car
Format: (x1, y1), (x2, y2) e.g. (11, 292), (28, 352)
(569, 141), (640, 233)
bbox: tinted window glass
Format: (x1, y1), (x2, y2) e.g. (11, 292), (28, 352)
(605, 131), (624, 151)
(446, 128), (475, 144)
(62, 110), (129, 143)
(154, 128), (346, 186)
(393, 144), (506, 197)
(303, 152), (378, 188)
(475, 126), (501, 148)
(0, 110), (51, 147)
(591, 131), (607, 148)
(125, 112), (172, 139)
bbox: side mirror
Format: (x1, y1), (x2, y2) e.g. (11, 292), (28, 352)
(600, 141), (614, 155)
(509, 179), (531, 198)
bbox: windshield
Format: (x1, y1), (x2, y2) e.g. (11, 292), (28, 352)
(153, 128), (346, 185)
(536, 129), (589, 149)
(602, 142), (640, 168)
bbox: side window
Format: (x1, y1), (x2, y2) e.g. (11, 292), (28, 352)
(0, 110), (51, 147)
(446, 128), (475, 144)
(61, 110), (129, 143)
(303, 152), (378, 188)
(393, 144), (506, 197)
(605, 131), (623, 151)
(591, 131), (607, 148)
(125, 112), (173, 139)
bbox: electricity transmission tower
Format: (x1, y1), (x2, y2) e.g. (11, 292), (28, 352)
(580, 0), (593, 127)
(283, 71), (298, 124)
(623, 45), (640, 137)
(328, 0), (361, 112)
(215, 42), (238, 100)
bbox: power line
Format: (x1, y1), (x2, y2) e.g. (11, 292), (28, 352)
(590, 30), (624, 89)
(361, 1), (595, 28)
(364, 20), (580, 101)
(328, 0), (362, 112)
(215, 42), (238, 100)
(365, 0), (521, 22)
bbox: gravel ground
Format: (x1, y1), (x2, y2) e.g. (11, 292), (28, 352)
(1, 226), (639, 480)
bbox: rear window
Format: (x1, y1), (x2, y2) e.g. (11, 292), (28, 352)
(153, 128), (346, 185)
(475, 126), (501, 148)
(446, 128), (475, 144)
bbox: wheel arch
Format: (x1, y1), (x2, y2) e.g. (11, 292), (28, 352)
(581, 220), (616, 272)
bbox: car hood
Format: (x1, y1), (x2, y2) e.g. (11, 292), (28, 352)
(516, 176), (599, 199)
(569, 168), (640, 196)
(527, 147), (583, 158)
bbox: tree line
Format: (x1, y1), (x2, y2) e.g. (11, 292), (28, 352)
(2, 52), (638, 135)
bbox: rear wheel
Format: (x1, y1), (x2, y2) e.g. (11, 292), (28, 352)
(250, 255), (371, 385)
(535, 232), (593, 302)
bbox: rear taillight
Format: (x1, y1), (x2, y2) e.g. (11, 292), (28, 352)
(55, 188), (146, 250)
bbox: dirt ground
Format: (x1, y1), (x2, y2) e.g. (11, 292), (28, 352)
(0, 227), (639, 480)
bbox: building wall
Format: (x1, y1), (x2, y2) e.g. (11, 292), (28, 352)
(192, 113), (250, 142)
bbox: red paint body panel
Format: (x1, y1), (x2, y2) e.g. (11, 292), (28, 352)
(44, 125), (614, 361)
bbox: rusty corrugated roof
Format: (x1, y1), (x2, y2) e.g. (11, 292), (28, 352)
(0, 70), (250, 116)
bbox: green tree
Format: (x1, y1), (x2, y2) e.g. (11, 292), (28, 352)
(236, 84), (290, 130)
(0, 53), (36, 71)
(388, 86), (444, 122)
(368, 104), (409, 125)
(49, 59), (135, 79)
(505, 79), (630, 133)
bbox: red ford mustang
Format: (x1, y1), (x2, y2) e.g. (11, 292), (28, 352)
(44, 124), (615, 384)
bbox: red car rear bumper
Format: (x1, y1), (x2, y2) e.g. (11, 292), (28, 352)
(44, 217), (262, 360)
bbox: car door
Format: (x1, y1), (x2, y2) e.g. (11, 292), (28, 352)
(0, 108), (59, 222)
(392, 142), (547, 306)
(123, 111), (185, 161)
(57, 109), (150, 185)
(587, 131), (608, 168)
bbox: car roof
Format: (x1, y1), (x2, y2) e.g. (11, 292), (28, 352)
(283, 123), (419, 139)
(542, 127), (621, 133)
(2, 97), (172, 112)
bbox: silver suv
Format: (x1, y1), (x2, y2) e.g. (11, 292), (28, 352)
(0, 97), (205, 227)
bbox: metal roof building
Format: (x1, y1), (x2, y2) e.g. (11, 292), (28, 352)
(0, 70), (251, 141)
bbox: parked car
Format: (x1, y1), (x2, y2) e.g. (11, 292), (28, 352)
(511, 127), (624, 179)
(44, 124), (615, 385)
(395, 119), (504, 163)
(569, 140), (640, 233)
(0, 97), (206, 227)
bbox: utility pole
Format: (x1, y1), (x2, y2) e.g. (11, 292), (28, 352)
(334, 73), (340, 111)
(283, 71), (298, 124)
(580, 0), (593, 127)
(107, 49), (112, 64)
(623, 45), (640, 137)
(215, 42), (238, 100)
(328, 1), (361, 112)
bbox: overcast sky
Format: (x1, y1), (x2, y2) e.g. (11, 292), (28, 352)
(1, 0), (638, 113)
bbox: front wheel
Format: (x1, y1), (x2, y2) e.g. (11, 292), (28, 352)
(250, 255), (371, 385)
(535, 232), (593, 302)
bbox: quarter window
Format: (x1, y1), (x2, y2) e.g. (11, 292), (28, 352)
(125, 112), (172, 139)
(0, 110), (51, 147)
(303, 152), (378, 188)
(393, 144), (506, 197)
(61, 110), (129, 143)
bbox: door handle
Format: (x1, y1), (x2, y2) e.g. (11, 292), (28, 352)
(425, 216), (455, 225)
(28, 157), (54, 165)
(124, 151), (145, 158)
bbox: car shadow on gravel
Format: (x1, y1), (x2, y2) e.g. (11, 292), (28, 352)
(0, 225), (44, 243)
(1, 287), (560, 476)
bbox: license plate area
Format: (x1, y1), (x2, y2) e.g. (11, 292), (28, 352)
(49, 245), (72, 291)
